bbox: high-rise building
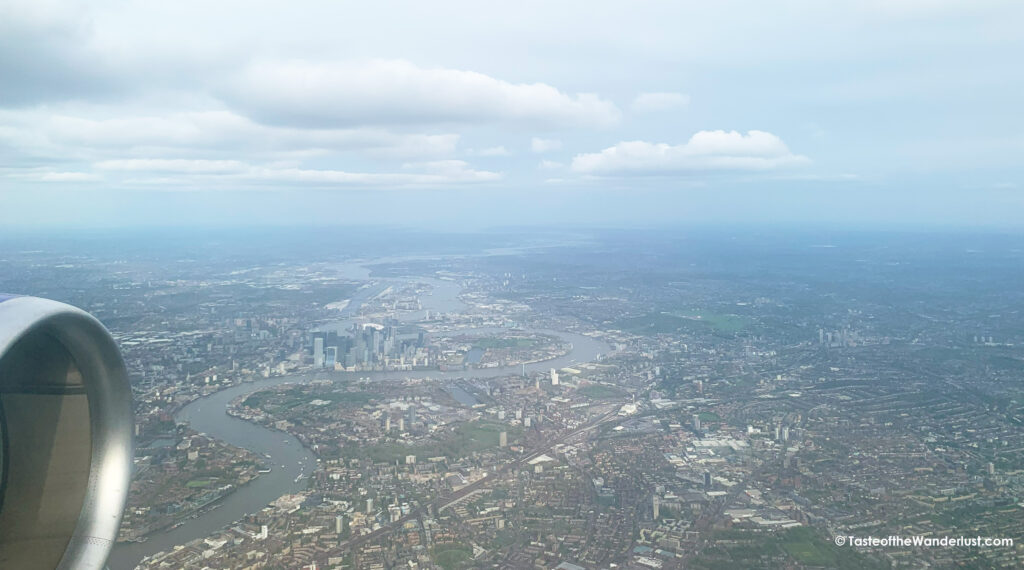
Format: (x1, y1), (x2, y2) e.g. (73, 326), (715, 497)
(704, 470), (712, 489)
(335, 515), (345, 534)
(550, 368), (559, 386)
(325, 346), (337, 368)
(366, 498), (374, 513)
(693, 414), (701, 431)
(652, 495), (660, 519)
(313, 336), (325, 368)
(499, 431), (508, 447)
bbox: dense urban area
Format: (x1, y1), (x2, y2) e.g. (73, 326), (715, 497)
(2, 227), (1023, 569)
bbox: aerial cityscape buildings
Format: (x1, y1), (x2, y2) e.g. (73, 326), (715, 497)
(2, 228), (1022, 569)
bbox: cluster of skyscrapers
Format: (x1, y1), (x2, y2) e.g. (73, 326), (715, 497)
(311, 325), (427, 369)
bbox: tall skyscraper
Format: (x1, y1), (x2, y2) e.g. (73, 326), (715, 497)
(652, 495), (660, 519)
(693, 413), (701, 431)
(550, 368), (559, 385)
(313, 336), (325, 368)
(499, 431), (508, 447)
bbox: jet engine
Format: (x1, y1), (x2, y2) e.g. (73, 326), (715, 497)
(0, 295), (132, 569)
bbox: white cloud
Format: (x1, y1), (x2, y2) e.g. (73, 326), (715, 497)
(95, 158), (249, 173)
(4, 169), (104, 183)
(571, 130), (809, 175)
(401, 160), (502, 182)
(37, 171), (102, 182)
(531, 137), (563, 153)
(224, 59), (621, 129)
(246, 165), (499, 186)
(0, 109), (461, 160)
(470, 146), (511, 157)
(538, 160), (563, 170)
(82, 157), (500, 188)
(630, 92), (690, 113)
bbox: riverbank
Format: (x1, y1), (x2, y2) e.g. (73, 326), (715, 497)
(108, 328), (608, 569)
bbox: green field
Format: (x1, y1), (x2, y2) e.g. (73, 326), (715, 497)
(615, 310), (748, 336)
(432, 544), (471, 569)
(472, 336), (537, 349)
(690, 527), (883, 570)
(782, 537), (836, 566)
(243, 388), (379, 411)
(186, 479), (213, 488)
(343, 421), (522, 463)
(698, 411), (721, 422)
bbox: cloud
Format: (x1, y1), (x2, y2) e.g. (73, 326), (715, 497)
(76, 157), (500, 188)
(5, 169), (103, 182)
(0, 108), (462, 169)
(37, 171), (102, 182)
(469, 146), (511, 157)
(538, 160), (563, 170)
(630, 92), (690, 113)
(95, 158), (249, 173)
(531, 137), (563, 153)
(0, 1), (121, 106)
(22, 110), (458, 157)
(401, 160), (502, 181)
(571, 130), (809, 175)
(247, 164), (499, 186)
(223, 59), (621, 129)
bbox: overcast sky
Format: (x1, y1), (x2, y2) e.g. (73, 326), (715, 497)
(2, 0), (1023, 230)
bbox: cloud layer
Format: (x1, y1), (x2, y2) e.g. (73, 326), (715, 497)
(224, 59), (622, 129)
(571, 131), (809, 175)
(11, 0), (1020, 231)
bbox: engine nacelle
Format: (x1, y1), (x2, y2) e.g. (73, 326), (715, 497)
(0, 295), (132, 570)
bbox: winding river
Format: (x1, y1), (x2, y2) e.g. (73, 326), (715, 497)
(108, 272), (608, 569)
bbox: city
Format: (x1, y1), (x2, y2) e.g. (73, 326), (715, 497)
(2, 227), (1021, 569)
(4, 2), (1024, 569)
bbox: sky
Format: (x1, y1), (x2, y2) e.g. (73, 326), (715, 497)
(1, 0), (1023, 230)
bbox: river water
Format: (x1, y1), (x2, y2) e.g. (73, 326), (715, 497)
(108, 270), (607, 569)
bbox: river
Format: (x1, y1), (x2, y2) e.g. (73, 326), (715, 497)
(108, 271), (607, 569)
